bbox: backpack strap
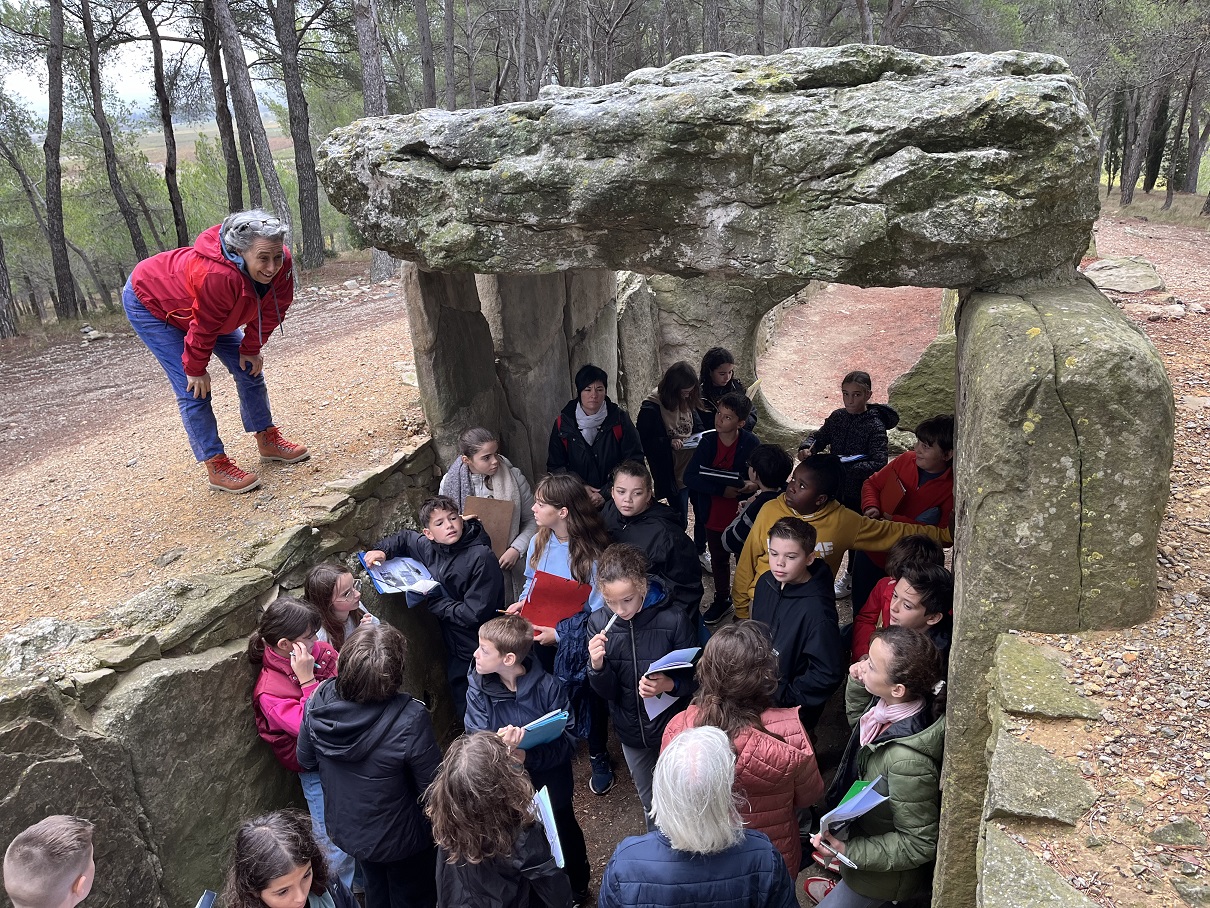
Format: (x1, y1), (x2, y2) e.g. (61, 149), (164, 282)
(557, 414), (569, 452)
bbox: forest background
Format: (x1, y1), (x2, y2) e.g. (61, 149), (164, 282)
(0, 0), (1208, 340)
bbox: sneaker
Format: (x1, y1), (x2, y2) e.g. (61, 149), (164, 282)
(205, 454), (261, 493)
(803, 876), (837, 905)
(698, 550), (712, 571)
(701, 598), (733, 624)
(255, 426), (310, 463)
(833, 569), (852, 599)
(589, 753), (615, 795)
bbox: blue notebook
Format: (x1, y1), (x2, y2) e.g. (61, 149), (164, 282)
(520, 709), (570, 749)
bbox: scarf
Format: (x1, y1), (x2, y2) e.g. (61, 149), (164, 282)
(858, 697), (924, 747)
(442, 455), (523, 545)
(441, 457), (476, 509)
(648, 393), (694, 440)
(576, 402), (608, 445)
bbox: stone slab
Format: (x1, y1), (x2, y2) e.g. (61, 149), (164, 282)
(980, 825), (1098, 908)
(987, 730), (1097, 825)
(992, 634), (1099, 720)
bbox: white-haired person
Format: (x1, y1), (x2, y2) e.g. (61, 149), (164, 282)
(598, 725), (797, 908)
(123, 208), (309, 494)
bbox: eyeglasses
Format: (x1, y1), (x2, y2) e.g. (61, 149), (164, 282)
(340, 579), (363, 599)
(234, 217), (282, 231)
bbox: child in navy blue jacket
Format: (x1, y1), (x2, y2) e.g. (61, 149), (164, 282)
(366, 495), (505, 719)
(685, 392), (760, 623)
(464, 614), (591, 901)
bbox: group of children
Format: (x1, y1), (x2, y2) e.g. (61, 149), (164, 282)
(2, 356), (960, 908)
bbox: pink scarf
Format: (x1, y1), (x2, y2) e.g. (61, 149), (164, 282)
(859, 698), (924, 746)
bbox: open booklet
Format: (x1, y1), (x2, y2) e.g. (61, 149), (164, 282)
(532, 786), (564, 868)
(519, 709), (570, 749)
(815, 774), (888, 870)
(357, 552), (443, 607)
(681, 429), (714, 450)
(642, 646), (701, 720)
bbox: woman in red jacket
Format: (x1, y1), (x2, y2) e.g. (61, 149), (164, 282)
(122, 209), (308, 493)
(663, 620), (824, 874)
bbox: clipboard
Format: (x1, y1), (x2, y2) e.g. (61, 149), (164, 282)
(879, 474), (907, 515)
(465, 495), (516, 559)
(523, 570), (591, 628)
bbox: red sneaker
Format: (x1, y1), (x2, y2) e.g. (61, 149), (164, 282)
(803, 876), (837, 905)
(205, 454), (261, 493)
(255, 426), (310, 464)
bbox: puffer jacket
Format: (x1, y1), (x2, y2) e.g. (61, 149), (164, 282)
(662, 706), (823, 874)
(252, 640), (339, 773)
(436, 821), (572, 908)
(546, 398), (644, 490)
(130, 224), (293, 376)
(825, 677), (946, 903)
(601, 500), (703, 620)
(599, 829), (795, 908)
(586, 578), (696, 749)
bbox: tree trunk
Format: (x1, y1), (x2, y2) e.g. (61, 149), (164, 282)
(880, 0), (918, 45)
(1184, 77), (1207, 194)
(464, 0), (479, 107)
(1120, 80), (1171, 206)
(0, 233), (17, 339)
(1141, 92), (1171, 194)
(44, 0), (78, 320)
(22, 274), (46, 324)
(139, 0), (188, 246)
(517, 0), (529, 99)
(443, 0), (457, 108)
(210, 0), (291, 224)
(414, 0), (438, 107)
(353, 0), (397, 282)
(268, 0), (325, 268)
(236, 122), (263, 208)
(754, 0), (765, 54)
(201, 0), (243, 212)
(124, 172), (169, 251)
(702, 0), (719, 51)
(1163, 50), (1200, 211)
(854, 0), (874, 44)
(80, 0), (150, 260)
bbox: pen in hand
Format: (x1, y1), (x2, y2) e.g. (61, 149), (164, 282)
(603, 611), (619, 634)
(816, 836), (858, 870)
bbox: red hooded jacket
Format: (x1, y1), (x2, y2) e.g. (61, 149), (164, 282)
(252, 640), (338, 773)
(860, 451), (954, 570)
(130, 224), (294, 377)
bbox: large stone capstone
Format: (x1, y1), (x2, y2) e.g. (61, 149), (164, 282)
(318, 45), (1099, 289)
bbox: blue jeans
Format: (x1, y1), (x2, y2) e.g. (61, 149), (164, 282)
(299, 770), (356, 890)
(123, 281), (274, 462)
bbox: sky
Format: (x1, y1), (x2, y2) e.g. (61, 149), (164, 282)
(4, 44), (165, 120)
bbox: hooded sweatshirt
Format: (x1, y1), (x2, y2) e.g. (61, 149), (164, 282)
(602, 500), (703, 620)
(750, 559), (846, 714)
(297, 683), (442, 863)
(130, 224), (293, 377)
(731, 496), (952, 618)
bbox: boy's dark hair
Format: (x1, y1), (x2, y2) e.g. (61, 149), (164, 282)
(716, 391), (752, 422)
(915, 414), (955, 454)
(842, 370), (872, 391)
(3, 815), (94, 906)
(597, 542), (650, 586)
(870, 626), (947, 721)
(419, 495), (461, 528)
(574, 363), (609, 394)
(221, 810), (329, 908)
(247, 596), (321, 668)
(897, 562), (954, 617)
(657, 361), (700, 412)
(747, 444), (793, 489)
(479, 614), (534, 663)
(768, 516), (817, 554)
(884, 535), (945, 580)
(613, 460), (654, 492)
(336, 623), (407, 703)
(795, 454), (843, 503)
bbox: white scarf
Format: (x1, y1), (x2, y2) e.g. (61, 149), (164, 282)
(576, 402), (608, 445)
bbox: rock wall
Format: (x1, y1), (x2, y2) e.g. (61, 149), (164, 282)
(0, 442), (444, 908)
(936, 281), (1173, 906)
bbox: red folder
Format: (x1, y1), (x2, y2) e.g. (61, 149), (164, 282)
(879, 474), (907, 516)
(523, 570), (591, 629)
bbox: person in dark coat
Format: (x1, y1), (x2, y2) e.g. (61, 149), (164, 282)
(599, 726), (796, 908)
(547, 364), (644, 508)
(635, 361), (703, 525)
(365, 496), (505, 719)
(297, 624), (443, 908)
(587, 545), (697, 826)
(426, 732), (572, 908)
(750, 517), (846, 731)
(602, 461), (704, 626)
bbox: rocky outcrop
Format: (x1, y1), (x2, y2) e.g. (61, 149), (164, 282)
(319, 45), (1099, 289)
(1081, 256), (1165, 293)
(887, 332), (956, 429)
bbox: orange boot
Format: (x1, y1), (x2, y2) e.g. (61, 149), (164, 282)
(205, 454), (261, 493)
(255, 426), (310, 464)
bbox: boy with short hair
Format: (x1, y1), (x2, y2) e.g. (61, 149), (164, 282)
(850, 535), (945, 660)
(722, 443), (793, 556)
(750, 517), (846, 730)
(685, 392), (760, 623)
(464, 614), (591, 902)
(602, 461), (704, 622)
(365, 495), (505, 718)
(886, 562), (953, 661)
(731, 454), (951, 618)
(3, 815), (95, 908)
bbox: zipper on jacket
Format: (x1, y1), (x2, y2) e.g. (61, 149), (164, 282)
(629, 618), (648, 748)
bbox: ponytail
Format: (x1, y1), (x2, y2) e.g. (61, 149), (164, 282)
(247, 596), (321, 668)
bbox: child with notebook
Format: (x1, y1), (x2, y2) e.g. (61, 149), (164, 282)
(365, 495), (505, 719)
(464, 614), (590, 902)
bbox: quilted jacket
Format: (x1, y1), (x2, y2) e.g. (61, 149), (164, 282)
(662, 705), (824, 873)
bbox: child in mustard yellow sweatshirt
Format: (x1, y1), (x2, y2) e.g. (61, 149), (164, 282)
(731, 454), (952, 618)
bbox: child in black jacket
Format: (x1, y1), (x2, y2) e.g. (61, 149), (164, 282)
(587, 544), (696, 827)
(722, 443), (793, 556)
(366, 495), (505, 719)
(750, 517), (846, 731)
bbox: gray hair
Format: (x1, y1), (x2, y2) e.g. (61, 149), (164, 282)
(651, 726), (744, 855)
(221, 208), (289, 253)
